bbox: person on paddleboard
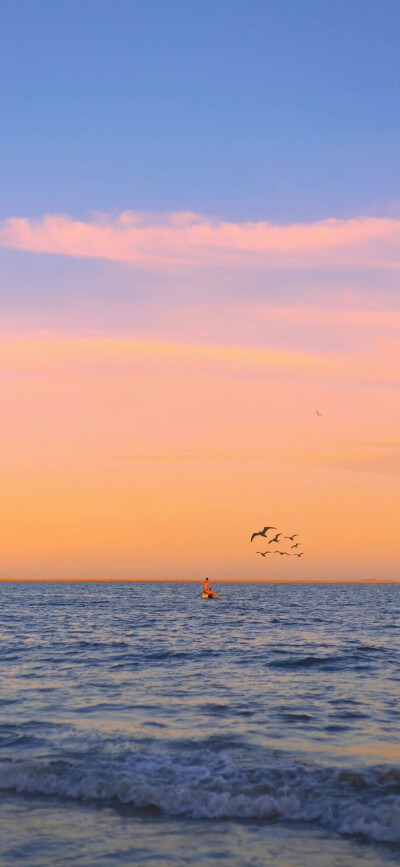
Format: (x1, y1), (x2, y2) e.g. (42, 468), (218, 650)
(203, 577), (223, 598)
(203, 577), (215, 597)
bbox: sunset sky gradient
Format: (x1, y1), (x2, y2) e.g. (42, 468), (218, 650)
(1, 0), (399, 579)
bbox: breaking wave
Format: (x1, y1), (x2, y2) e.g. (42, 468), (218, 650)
(1, 750), (400, 844)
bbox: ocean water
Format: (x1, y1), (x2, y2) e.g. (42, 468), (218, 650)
(1, 581), (400, 867)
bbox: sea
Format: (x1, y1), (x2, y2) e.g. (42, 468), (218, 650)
(1, 580), (400, 867)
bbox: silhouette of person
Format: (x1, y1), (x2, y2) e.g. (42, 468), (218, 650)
(203, 577), (215, 597)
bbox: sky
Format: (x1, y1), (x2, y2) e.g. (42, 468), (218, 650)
(0, 0), (399, 579)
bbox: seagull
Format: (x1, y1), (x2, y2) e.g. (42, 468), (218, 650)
(275, 551), (290, 556)
(257, 551), (271, 557)
(316, 410), (322, 416)
(295, 553), (304, 558)
(250, 526), (276, 542)
(284, 534), (298, 541)
(291, 543), (300, 549)
(268, 533), (282, 545)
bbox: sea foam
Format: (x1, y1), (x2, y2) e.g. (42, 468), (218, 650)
(1, 751), (400, 844)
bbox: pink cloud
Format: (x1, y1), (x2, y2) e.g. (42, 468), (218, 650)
(250, 305), (400, 330)
(0, 211), (399, 271)
(1, 333), (399, 386)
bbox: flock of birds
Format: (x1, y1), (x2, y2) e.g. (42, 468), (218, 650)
(247, 412), (321, 563)
(250, 525), (304, 559)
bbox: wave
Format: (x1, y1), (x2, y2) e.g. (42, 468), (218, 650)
(268, 649), (385, 671)
(1, 751), (400, 844)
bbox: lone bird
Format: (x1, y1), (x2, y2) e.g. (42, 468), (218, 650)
(291, 543), (300, 549)
(275, 551), (289, 556)
(257, 551), (271, 557)
(295, 553), (304, 558)
(268, 533), (282, 545)
(316, 410), (322, 417)
(284, 534), (297, 541)
(250, 526), (276, 542)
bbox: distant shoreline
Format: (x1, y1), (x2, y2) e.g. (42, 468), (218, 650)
(0, 578), (398, 584)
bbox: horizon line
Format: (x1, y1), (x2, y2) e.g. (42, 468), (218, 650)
(0, 578), (397, 584)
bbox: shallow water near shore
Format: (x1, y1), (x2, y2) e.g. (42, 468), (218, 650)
(1, 580), (400, 866)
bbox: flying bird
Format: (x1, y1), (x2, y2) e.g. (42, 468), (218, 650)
(275, 551), (289, 556)
(291, 543), (300, 549)
(250, 526), (276, 542)
(257, 551), (271, 557)
(316, 410), (322, 416)
(284, 534), (298, 541)
(268, 533), (282, 545)
(295, 553), (304, 558)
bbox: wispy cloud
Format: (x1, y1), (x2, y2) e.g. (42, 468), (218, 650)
(249, 305), (400, 331)
(117, 448), (275, 462)
(117, 442), (400, 472)
(301, 442), (400, 473)
(0, 211), (399, 271)
(1, 333), (399, 386)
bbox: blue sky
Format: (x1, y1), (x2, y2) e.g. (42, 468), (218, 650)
(1, 1), (400, 579)
(1, 0), (399, 222)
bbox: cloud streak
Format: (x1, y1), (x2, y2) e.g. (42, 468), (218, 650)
(1, 334), (399, 387)
(1, 211), (399, 271)
(302, 442), (400, 474)
(118, 442), (400, 472)
(117, 448), (275, 462)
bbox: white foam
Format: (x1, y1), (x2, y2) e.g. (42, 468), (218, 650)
(0, 752), (399, 844)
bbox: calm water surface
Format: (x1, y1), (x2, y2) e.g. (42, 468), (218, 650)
(1, 581), (400, 866)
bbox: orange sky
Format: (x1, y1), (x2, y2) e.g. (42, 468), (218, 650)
(1, 269), (399, 580)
